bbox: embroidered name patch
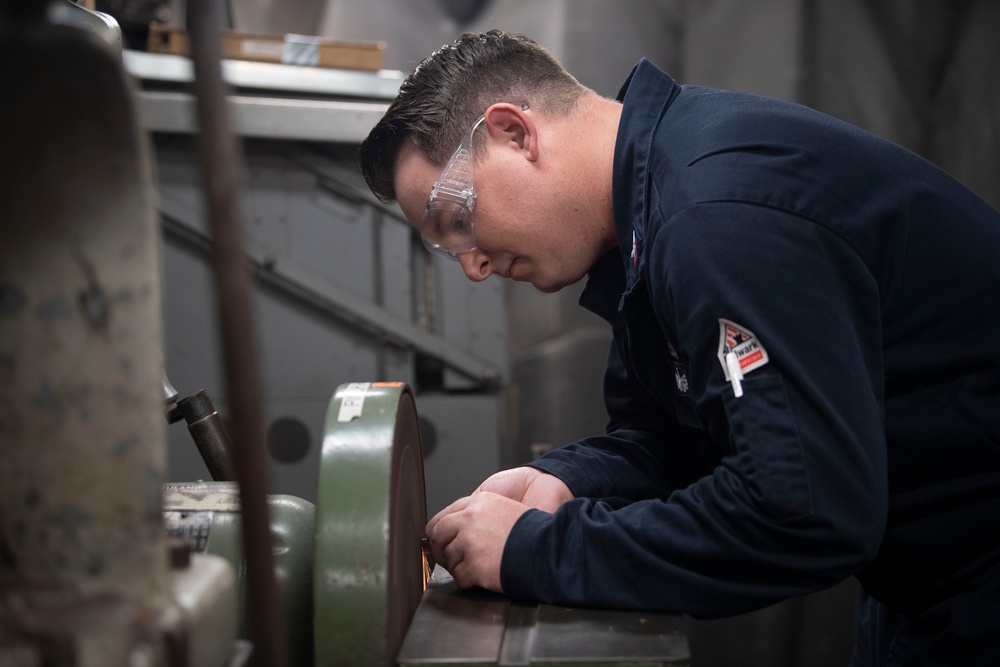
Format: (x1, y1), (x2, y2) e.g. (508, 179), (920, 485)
(717, 319), (769, 381)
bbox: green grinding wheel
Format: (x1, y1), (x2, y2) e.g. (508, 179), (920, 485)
(313, 382), (428, 665)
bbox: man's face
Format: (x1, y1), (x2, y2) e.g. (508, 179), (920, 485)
(393, 135), (602, 293)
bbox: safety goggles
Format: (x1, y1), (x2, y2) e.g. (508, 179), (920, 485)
(419, 115), (487, 260)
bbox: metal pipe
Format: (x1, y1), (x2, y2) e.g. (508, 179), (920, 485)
(166, 389), (238, 482)
(185, 3), (286, 666)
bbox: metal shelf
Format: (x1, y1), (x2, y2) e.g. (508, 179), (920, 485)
(124, 50), (403, 142)
(123, 49), (404, 98)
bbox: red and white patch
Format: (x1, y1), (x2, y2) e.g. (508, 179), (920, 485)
(717, 319), (769, 381)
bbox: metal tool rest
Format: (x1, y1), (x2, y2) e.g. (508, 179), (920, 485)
(399, 567), (691, 666)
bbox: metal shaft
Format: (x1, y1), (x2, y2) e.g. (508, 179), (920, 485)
(166, 389), (239, 482)
(185, 3), (286, 666)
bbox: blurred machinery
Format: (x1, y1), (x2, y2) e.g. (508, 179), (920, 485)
(1, 2), (205, 664)
(161, 382), (429, 666)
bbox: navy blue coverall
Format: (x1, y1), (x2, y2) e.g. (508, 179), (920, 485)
(500, 60), (1000, 665)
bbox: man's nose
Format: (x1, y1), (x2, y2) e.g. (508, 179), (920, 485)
(457, 248), (493, 282)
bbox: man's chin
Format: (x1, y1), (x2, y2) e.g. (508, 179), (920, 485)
(530, 275), (578, 294)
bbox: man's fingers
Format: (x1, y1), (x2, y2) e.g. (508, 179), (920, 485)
(424, 492), (525, 593)
(426, 495), (471, 536)
(426, 496), (473, 567)
(428, 518), (456, 569)
(449, 558), (477, 590)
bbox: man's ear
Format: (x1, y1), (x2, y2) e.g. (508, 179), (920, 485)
(483, 103), (538, 161)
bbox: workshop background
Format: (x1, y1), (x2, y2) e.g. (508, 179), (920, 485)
(15, 0), (1000, 665)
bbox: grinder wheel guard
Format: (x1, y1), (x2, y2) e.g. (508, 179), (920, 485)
(314, 382), (428, 665)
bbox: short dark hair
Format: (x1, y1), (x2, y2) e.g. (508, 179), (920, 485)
(357, 30), (587, 205)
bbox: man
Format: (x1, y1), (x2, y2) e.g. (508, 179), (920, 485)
(358, 30), (1000, 666)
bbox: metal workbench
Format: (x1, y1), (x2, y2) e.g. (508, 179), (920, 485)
(398, 567), (691, 666)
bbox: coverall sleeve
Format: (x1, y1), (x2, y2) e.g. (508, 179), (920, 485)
(526, 337), (714, 501)
(501, 203), (889, 617)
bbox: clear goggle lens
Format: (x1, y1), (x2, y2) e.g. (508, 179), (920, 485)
(420, 199), (476, 260)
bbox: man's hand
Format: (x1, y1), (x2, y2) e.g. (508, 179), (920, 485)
(426, 491), (529, 592)
(425, 467), (574, 592)
(473, 467), (574, 512)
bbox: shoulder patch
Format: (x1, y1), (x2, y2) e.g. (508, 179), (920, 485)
(717, 319), (769, 381)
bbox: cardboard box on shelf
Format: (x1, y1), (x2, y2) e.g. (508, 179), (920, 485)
(147, 24), (385, 72)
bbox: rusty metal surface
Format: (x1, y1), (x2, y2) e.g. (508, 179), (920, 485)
(0, 11), (170, 666)
(0, 9), (166, 607)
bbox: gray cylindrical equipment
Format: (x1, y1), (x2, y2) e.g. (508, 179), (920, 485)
(0, 13), (168, 665)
